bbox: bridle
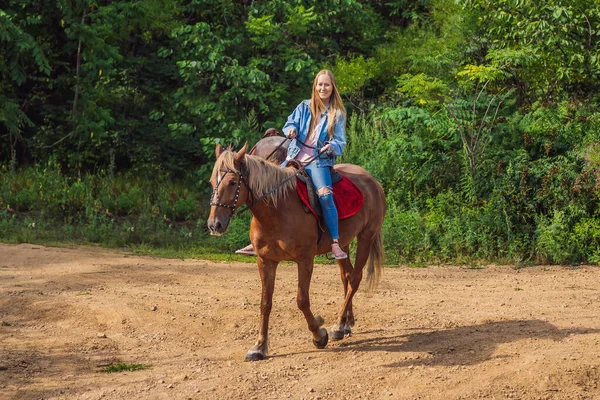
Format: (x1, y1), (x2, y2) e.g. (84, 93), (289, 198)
(209, 164), (253, 217)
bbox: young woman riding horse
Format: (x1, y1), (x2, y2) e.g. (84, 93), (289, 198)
(237, 69), (348, 259)
(207, 70), (386, 361)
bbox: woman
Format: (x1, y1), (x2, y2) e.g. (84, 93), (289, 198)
(236, 69), (348, 259)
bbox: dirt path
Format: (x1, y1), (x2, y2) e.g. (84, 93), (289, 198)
(1, 243), (600, 399)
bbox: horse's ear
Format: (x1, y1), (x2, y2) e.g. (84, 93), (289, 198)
(234, 142), (248, 165)
(215, 143), (224, 159)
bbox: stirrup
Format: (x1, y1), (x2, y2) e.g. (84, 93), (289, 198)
(331, 242), (347, 260)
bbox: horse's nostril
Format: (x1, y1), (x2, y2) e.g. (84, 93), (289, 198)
(207, 219), (225, 235)
(207, 221), (217, 233)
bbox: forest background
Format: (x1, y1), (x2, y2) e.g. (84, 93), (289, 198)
(2, 0), (600, 266)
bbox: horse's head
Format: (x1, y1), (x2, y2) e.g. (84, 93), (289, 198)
(207, 143), (250, 235)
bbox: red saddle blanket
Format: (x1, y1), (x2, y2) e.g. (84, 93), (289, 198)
(296, 175), (364, 220)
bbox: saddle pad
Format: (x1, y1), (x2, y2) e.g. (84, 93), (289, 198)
(296, 175), (364, 220)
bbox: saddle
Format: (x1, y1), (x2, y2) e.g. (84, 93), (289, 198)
(294, 164), (364, 221)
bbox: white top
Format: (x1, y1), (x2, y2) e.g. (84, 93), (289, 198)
(296, 114), (326, 165)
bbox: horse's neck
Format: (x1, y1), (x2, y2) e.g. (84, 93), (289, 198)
(246, 182), (300, 231)
(247, 200), (275, 221)
(247, 186), (292, 219)
(246, 160), (295, 207)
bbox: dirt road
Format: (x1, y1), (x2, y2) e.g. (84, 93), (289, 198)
(1, 243), (599, 399)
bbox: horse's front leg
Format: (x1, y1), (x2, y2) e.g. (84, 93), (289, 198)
(246, 257), (278, 361)
(296, 259), (328, 349)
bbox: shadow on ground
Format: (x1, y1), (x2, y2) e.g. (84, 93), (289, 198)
(275, 320), (599, 367)
(330, 319), (599, 367)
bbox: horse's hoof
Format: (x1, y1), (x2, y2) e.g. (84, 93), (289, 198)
(344, 326), (353, 337)
(313, 328), (328, 349)
(330, 327), (345, 341)
(245, 350), (265, 361)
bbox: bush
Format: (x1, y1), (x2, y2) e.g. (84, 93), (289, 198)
(535, 211), (576, 265)
(573, 217), (600, 264)
(115, 187), (144, 216)
(220, 212), (253, 252)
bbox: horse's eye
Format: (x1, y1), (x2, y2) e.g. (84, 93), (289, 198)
(228, 180), (236, 186)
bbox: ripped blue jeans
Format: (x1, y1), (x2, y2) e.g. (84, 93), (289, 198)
(305, 163), (339, 240)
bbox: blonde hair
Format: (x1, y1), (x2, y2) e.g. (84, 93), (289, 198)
(309, 70), (346, 140)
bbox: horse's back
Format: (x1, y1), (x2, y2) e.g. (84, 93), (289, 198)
(334, 163), (386, 219)
(250, 136), (289, 163)
(334, 164), (384, 194)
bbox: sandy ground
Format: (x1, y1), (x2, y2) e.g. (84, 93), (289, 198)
(1, 243), (600, 400)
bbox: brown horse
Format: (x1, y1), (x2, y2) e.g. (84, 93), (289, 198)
(207, 143), (386, 361)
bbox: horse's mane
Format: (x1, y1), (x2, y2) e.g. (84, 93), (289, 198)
(215, 150), (296, 207)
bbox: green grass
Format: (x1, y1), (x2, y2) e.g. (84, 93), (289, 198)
(101, 363), (151, 373)
(0, 213), (261, 262)
(0, 220), (342, 265)
(127, 242), (256, 263)
(0, 211), (387, 267)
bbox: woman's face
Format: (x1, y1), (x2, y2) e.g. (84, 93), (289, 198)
(315, 74), (333, 104)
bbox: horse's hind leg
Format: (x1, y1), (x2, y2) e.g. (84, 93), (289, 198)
(246, 257), (278, 361)
(332, 237), (373, 340)
(296, 259), (328, 349)
(331, 246), (355, 340)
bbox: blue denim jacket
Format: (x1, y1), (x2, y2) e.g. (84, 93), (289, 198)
(282, 100), (346, 168)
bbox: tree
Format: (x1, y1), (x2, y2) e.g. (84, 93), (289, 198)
(0, 6), (50, 170)
(463, 0), (600, 99)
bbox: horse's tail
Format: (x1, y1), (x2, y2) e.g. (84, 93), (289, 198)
(365, 229), (384, 292)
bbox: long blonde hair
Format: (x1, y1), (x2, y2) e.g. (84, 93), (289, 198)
(309, 70), (346, 140)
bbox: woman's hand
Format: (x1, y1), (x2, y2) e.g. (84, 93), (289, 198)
(321, 143), (333, 156)
(287, 128), (297, 139)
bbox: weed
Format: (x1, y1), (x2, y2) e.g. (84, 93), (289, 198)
(101, 363), (151, 373)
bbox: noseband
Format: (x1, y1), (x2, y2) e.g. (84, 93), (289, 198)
(209, 165), (252, 217)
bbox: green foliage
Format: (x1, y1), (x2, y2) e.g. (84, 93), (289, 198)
(343, 107), (461, 207)
(0, 9), (51, 84)
(536, 209), (581, 265)
(219, 212), (254, 252)
(0, 164), (206, 232)
(463, 0), (600, 97)
(0, 6), (51, 170)
(448, 86), (516, 179)
(573, 217), (600, 265)
(397, 73), (449, 107)
(2, 0), (600, 266)
(382, 199), (431, 265)
(365, 0), (466, 98)
(334, 56), (379, 96)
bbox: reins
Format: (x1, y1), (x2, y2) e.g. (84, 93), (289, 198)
(262, 137), (289, 161)
(296, 138), (319, 150)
